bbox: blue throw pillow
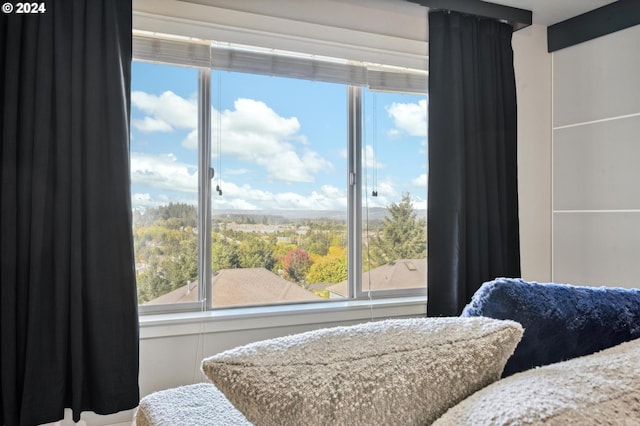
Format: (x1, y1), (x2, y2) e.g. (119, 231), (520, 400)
(461, 278), (640, 376)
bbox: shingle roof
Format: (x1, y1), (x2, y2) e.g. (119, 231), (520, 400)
(145, 267), (323, 307)
(326, 259), (426, 297)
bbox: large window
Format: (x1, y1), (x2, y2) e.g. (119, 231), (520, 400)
(131, 34), (427, 312)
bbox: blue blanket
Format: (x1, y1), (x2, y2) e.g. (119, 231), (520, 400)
(462, 278), (640, 376)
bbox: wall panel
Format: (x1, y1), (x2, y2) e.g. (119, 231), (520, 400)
(552, 24), (640, 289)
(553, 115), (640, 211)
(553, 212), (640, 288)
(553, 25), (640, 127)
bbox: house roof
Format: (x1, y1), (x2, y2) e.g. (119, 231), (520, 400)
(145, 267), (323, 307)
(327, 259), (426, 297)
(144, 280), (199, 304)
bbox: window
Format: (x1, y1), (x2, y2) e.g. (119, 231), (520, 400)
(131, 62), (199, 307)
(208, 71), (348, 307)
(131, 34), (427, 313)
(358, 88), (427, 298)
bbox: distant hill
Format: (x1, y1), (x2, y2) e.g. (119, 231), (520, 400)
(212, 208), (426, 223)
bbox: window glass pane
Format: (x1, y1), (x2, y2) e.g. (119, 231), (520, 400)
(130, 61), (199, 305)
(209, 71), (348, 307)
(359, 88), (427, 294)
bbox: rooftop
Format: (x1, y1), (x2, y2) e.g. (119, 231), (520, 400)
(327, 259), (426, 297)
(145, 267), (323, 307)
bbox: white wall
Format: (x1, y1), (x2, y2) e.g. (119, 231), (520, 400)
(551, 24), (640, 288)
(513, 24), (553, 282)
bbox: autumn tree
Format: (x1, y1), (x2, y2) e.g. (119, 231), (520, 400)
(307, 246), (347, 284)
(369, 193), (426, 266)
(272, 241), (297, 274)
(283, 248), (312, 284)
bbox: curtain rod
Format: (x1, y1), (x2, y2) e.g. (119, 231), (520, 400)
(407, 0), (532, 31)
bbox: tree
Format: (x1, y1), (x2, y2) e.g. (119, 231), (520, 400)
(369, 193), (426, 266)
(212, 237), (241, 271)
(164, 234), (198, 289)
(133, 224), (198, 303)
(307, 246), (347, 283)
(239, 235), (276, 270)
(134, 203), (197, 228)
(272, 241), (298, 274)
(283, 248), (312, 284)
(136, 258), (171, 303)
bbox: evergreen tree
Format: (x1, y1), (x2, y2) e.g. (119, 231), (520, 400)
(212, 238), (241, 271)
(370, 193), (426, 266)
(239, 235), (276, 270)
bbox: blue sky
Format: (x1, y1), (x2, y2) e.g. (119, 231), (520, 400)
(130, 61), (427, 213)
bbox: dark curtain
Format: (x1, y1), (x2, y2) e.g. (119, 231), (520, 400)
(1, 1), (139, 425)
(427, 11), (521, 317)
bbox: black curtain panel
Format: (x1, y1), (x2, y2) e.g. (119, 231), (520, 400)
(0, 1), (139, 425)
(427, 11), (521, 317)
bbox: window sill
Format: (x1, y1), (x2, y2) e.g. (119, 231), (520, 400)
(139, 297), (427, 339)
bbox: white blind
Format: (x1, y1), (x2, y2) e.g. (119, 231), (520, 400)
(367, 69), (428, 94)
(133, 35), (427, 94)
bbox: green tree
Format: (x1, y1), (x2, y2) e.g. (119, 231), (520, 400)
(136, 258), (171, 303)
(302, 230), (330, 256)
(212, 237), (241, 271)
(239, 235), (276, 270)
(370, 192), (426, 266)
(164, 234), (198, 289)
(133, 224), (198, 303)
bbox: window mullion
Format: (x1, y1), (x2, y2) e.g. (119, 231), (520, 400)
(347, 86), (362, 299)
(198, 68), (213, 310)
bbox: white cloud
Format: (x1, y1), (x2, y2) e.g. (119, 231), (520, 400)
(413, 198), (427, 211)
(364, 179), (401, 208)
(130, 152), (197, 194)
(131, 192), (197, 210)
(363, 144), (386, 170)
(212, 180), (347, 211)
(302, 150), (334, 174)
(412, 173), (428, 187)
(132, 192), (153, 204)
(133, 116), (173, 133)
(223, 168), (250, 176)
(131, 90), (197, 130)
(386, 99), (427, 137)
(133, 92), (334, 184)
(182, 129), (198, 150)
(226, 98), (300, 137)
(212, 99), (335, 183)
